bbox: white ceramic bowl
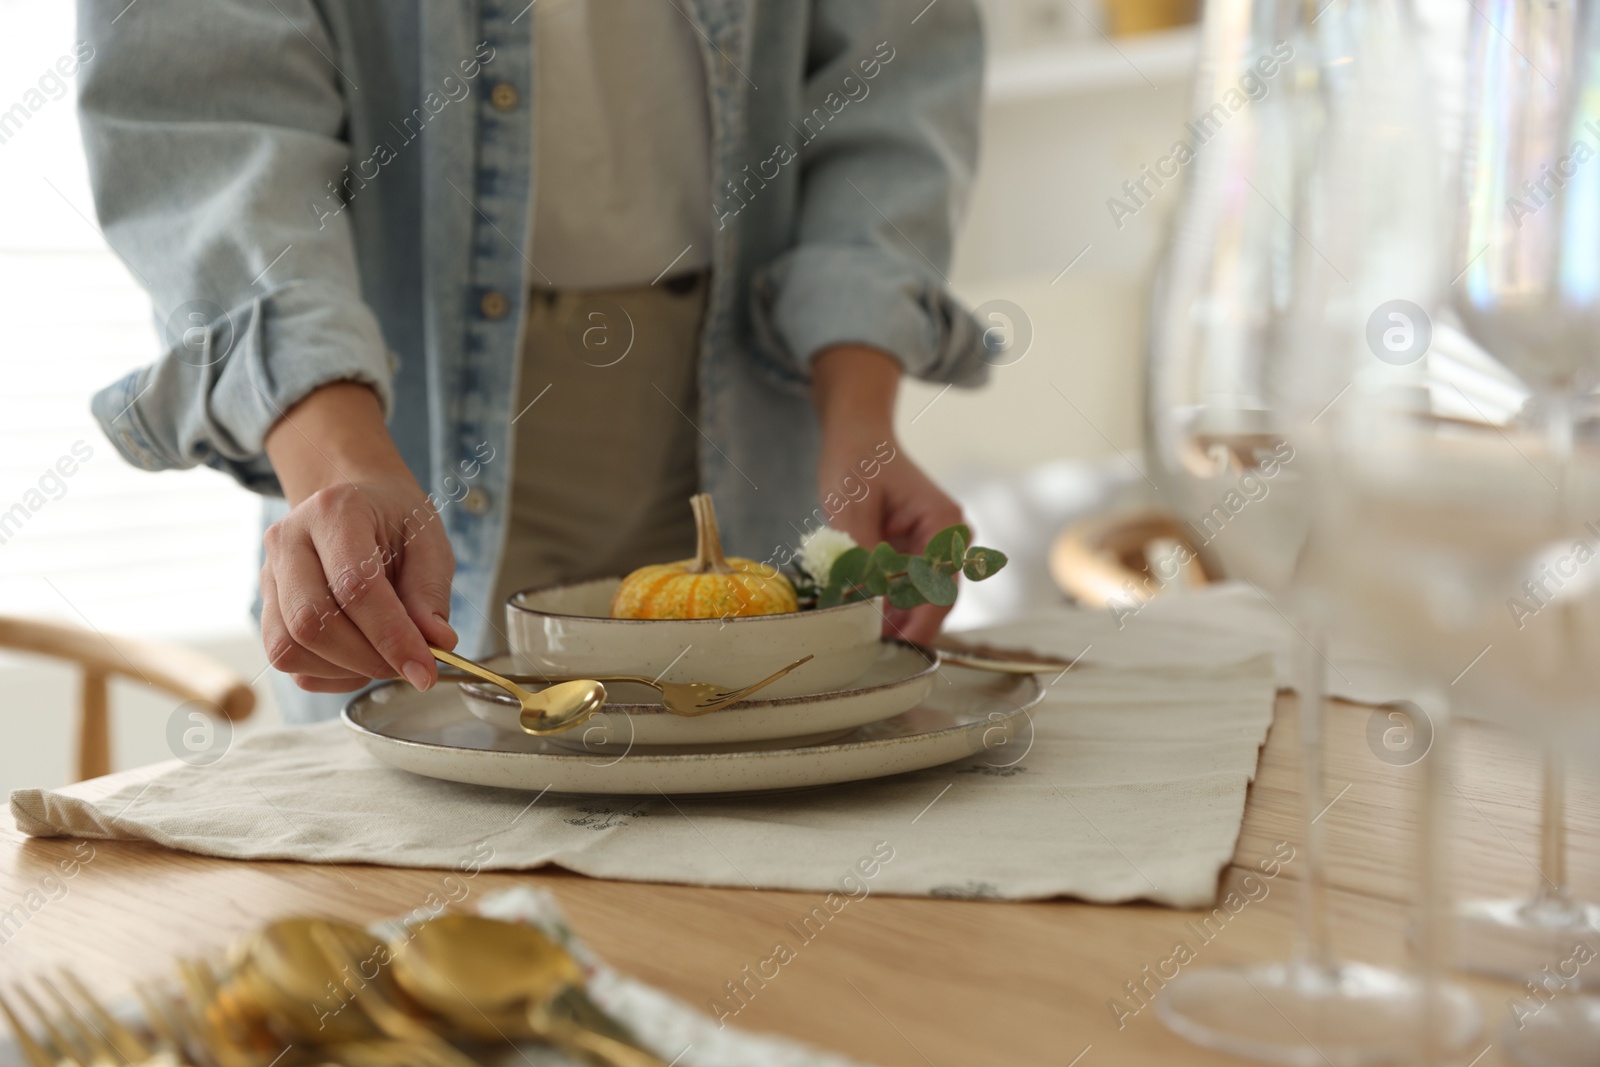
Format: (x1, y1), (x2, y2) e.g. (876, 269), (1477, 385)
(505, 577), (883, 699)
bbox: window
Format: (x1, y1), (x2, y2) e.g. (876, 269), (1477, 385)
(0, 1), (263, 643)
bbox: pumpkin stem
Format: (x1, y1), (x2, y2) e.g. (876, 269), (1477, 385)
(688, 493), (738, 574)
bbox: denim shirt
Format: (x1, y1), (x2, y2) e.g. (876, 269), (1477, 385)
(78, 0), (989, 658)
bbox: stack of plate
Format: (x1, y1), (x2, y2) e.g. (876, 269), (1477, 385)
(343, 577), (1045, 795)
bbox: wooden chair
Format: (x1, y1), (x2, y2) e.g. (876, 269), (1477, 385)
(0, 616), (256, 781)
(1048, 509), (1221, 608)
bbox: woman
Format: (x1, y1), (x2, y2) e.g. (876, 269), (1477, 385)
(77, 0), (989, 722)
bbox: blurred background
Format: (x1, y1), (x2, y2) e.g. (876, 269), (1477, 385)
(0, 0), (1200, 792)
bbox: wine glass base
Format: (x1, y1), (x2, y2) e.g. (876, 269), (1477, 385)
(1156, 962), (1482, 1066)
(1455, 898), (1600, 984)
(1503, 995), (1600, 1067)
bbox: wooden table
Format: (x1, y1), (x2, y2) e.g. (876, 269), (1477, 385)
(2, 696), (1596, 1066)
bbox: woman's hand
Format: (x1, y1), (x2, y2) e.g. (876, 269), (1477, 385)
(261, 383), (458, 693)
(812, 345), (965, 644)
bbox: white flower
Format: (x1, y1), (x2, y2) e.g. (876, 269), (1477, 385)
(797, 526), (859, 584)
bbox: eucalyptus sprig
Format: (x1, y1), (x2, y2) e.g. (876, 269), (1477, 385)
(817, 524), (1007, 609)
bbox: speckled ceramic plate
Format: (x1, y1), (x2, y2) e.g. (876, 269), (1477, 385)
(342, 666), (1043, 796)
(455, 642), (938, 747)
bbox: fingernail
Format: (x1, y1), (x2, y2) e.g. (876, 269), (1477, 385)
(402, 661), (434, 691)
(432, 612), (458, 639)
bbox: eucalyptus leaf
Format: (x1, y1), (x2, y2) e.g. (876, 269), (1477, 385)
(864, 565), (889, 597)
(828, 546), (870, 589)
(961, 547), (1009, 582)
(868, 542), (908, 575)
(806, 528), (1006, 612)
(886, 574), (923, 610)
(907, 556), (958, 606)
(923, 524), (971, 568)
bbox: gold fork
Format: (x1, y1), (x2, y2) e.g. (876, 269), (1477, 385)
(129, 980), (197, 1067)
(0, 986), (53, 1067)
(442, 652), (815, 716)
(2, 966), (476, 1067)
(0, 971), (168, 1067)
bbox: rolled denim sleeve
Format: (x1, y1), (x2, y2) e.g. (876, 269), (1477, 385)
(77, 0), (392, 495)
(749, 0), (988, 392)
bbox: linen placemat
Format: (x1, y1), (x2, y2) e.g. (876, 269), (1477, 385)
(969, 581), (1420, 706)
(11, 654), (1276, 909)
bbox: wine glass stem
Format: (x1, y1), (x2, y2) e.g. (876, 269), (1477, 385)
(1292, 617), (1332, 973)
(1417, 700), (1448, 1066)
(1537, 747), (1570, 907)
(1538, 391), (1575, 912)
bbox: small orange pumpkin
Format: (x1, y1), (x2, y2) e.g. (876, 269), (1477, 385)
(610, 493), (798, 619)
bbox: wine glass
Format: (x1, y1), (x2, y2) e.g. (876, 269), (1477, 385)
(1442, 0), (1600, 988)
(1147, 0), (1480, 1061)
(1287, 0), (1600, 1063)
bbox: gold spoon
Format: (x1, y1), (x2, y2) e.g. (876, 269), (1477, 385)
(390, 913), (667, 1067)
(236, 919), (413, 1040)
(237, 918), (480, 1066)
(428, 648), (606, 735)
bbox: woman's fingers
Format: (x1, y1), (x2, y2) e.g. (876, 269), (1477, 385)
(391, 511), (459, 650)
(830, 487), (884, 552)
(266, 525), (393, 678)
(260, 561), (370, 680)
(260, 479), (460, 695)
(885, 602), (949, 645)
(290, 673), (375, 693)
(307, 507), (440, 691)
(886, 486), (965, 557)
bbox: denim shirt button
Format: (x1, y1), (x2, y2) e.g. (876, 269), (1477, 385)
(489, 82), (519, 111)
(461, 488), (491, 516)
(479, 290), (510, 320)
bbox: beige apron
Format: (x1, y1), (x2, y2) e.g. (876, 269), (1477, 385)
(487, 273), (707, 637)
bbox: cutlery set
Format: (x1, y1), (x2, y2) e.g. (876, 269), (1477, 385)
(433, 643), (1067, 737)
(432, 646), (816, 732)
(0, 914), (665, 1067)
